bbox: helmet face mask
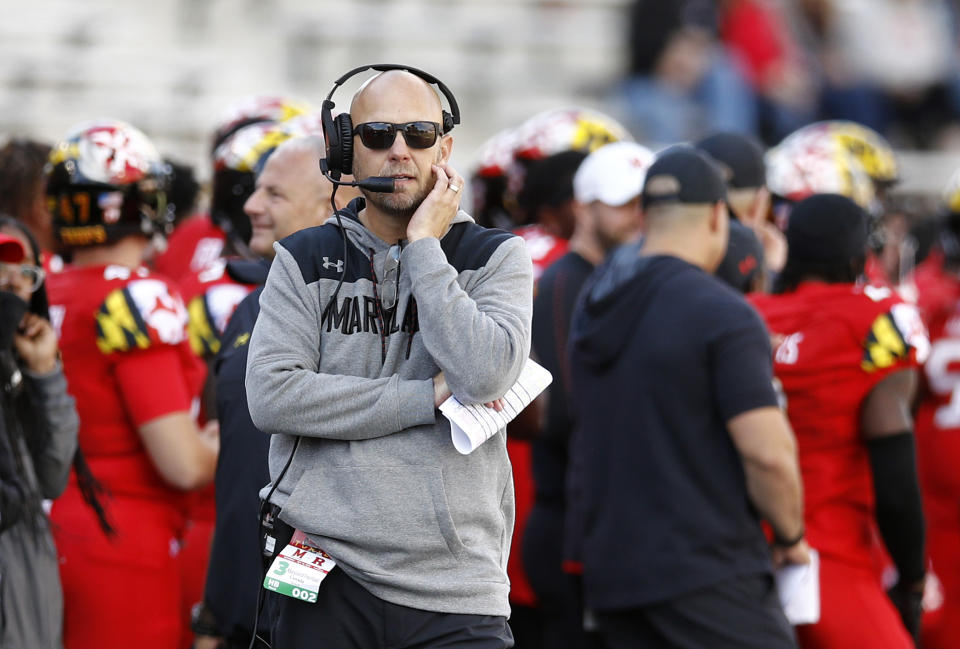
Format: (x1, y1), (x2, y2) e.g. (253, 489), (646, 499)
(46, 120), (170, 248)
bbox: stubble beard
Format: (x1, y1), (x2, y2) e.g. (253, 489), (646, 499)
(361, 184), (428, 220)
(357, 152), (440, 220)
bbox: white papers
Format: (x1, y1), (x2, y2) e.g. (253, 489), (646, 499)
(775, 549), (820, 625)
(441, 358), (553, 454)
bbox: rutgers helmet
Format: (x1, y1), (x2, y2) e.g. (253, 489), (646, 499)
(210, 94), (313, 153)
(765, 135), (877, 211)
(942, 166), (960, 216)
(210, 119), (312, 245)
(784, 120), (899, 190)
(512, 107), (632, 162)
(470, 108), (632, 228)
(46, 119), (170, 248)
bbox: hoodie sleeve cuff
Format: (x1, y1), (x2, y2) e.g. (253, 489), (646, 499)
(398, 378), (437, 430)
(23, 363), (67, 391)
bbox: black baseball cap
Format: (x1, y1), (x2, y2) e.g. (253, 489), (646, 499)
(696, 132), (766, 190)
(716, 220), (764, 293)
(786, 193), (868, 264)
(641, 145), (728, 209)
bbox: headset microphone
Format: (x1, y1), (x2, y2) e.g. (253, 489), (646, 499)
(356, 176), (396, 193)
(319, 158), (396, 193)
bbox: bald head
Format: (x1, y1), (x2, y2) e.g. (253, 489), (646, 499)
(346, 69), (454, 225)
(245, 135), (344, 258)
(273, 134), (325, 161)
(641, 201), (730, 272)
(350, 70), (444, 125)
(644, 202), (715, 229)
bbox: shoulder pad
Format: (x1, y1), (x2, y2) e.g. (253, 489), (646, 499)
(187, 283), (252, 357)
(226, 258), (270, 285)
(96, 279), (188, 354)
(861, 302), (930, 371)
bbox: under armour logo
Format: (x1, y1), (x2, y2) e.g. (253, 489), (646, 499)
(322, 257), (344, 272)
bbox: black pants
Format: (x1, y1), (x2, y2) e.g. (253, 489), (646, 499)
(270, 567), (514, 649)
(523, 503), (603, 649)
(595, 574), (796, 649)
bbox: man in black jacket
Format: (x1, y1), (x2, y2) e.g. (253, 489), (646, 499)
(567, 147), (807, 649)
(192, 136), (355, 649)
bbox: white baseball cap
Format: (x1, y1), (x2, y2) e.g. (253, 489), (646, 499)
(574, 141), (655, 206)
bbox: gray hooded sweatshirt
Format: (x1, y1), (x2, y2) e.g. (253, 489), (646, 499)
(245, 198), (533, 617)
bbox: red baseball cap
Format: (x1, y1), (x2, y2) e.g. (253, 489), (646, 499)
(0, 234), (26, 264)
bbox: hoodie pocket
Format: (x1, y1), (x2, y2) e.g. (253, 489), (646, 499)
(281, 465), (466, 564)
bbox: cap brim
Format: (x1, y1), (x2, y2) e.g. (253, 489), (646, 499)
(0, 234), (25, 264)
(597, 188), (642, 207)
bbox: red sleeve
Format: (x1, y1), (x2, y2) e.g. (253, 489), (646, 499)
(721, 1), (788, 87)
(114, 346), (194, 426)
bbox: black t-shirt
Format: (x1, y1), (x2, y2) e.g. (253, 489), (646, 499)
(567, 254), (778, 610)
(530, 251), (595, 504)
(204, 287), (272, 641)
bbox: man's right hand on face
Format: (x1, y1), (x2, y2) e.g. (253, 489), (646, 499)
(407, 164), (464, 242)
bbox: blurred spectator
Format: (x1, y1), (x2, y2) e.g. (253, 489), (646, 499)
(524, 141), (651, 649)
(719, 0), (820, 142)
(819, 0), (960, 148)
(0, 138), (58, 258)
(0, 224), (77, 649)
(44, 119), (218, 649)
(623, 0), (757, 144)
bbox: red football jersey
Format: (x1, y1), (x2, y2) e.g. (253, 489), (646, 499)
(864, 251), (893, 288)
(906, 252), (960, 646)
(513, 224), (568, 285)
(909, 252), (960, 504)
(751, 282), (928, 567)
(47, 264), (206, 501)
(179, 258), (257, 359)
(508, 223), (568, 606)
(152, 213), (226, 285)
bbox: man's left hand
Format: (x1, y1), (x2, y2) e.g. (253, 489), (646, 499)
(407, 163), (463, 242)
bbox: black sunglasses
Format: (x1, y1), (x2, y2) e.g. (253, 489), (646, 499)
(353, 121), (441, 150)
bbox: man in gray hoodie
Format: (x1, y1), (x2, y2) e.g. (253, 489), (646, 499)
(245, 68), (533, 648)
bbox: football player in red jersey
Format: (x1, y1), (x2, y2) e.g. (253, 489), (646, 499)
(44, 120), (219, 649)
(751, 193), (929, 649)
(904, 169), (960, 649)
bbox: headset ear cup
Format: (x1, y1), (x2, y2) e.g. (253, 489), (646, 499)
(334, 114), (354, 175)
(320, 101), (340, 175)
(442, 111), (454, 136)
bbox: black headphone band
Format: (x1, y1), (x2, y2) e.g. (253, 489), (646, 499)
(323, 63), (461, 130)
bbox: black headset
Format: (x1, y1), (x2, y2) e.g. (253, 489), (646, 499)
(320, 63), (461, 183)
